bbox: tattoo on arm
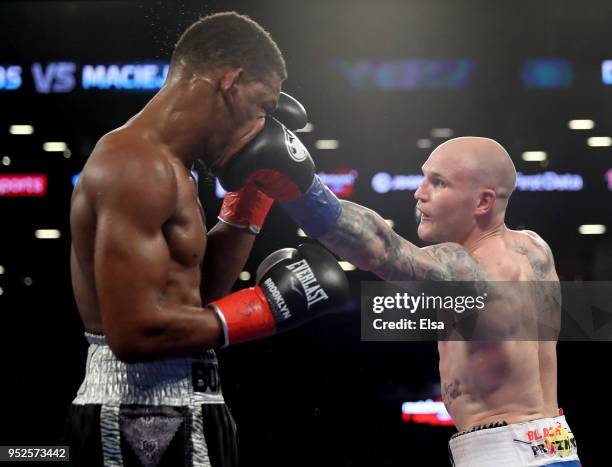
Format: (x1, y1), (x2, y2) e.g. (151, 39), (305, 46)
(319, 201), (487, 282)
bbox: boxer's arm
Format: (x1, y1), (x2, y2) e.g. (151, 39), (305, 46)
(319, 201), (486, 281)
(200, 222), (255, 303)
(93, 150), (223, 362)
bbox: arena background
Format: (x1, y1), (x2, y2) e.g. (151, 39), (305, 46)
(1, 0), (611, 465)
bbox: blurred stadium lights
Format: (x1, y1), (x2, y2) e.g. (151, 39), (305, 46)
(578, 224), (606, 235)
(522, 151), (547, 162)
(2, 156), (10, 166)
(239, 271), (251, 281)
(587, 136), (612, 147)
(43, 142), (68, 152)
(568, 119), (595, 130)
(0, 265), (4, 274)
(35, 229), (62, 239)
(334, 59), (474, 90)
(521, 58), (574, 89)
(315, 139), (339, 149)
(430, 128), (453, 138)
(9, 125), (34, 135)
(416, 138), (433, 148)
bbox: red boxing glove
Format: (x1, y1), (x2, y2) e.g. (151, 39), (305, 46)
(218, 181), (274, 234)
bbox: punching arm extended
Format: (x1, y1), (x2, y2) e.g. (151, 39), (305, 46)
(319, 201), (486, 282)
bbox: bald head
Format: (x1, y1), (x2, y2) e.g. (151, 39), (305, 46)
(428, 136), (516, 211)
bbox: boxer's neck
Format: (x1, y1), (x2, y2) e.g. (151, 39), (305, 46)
(128, 73), (218, 167)
(462, 222), (506, 254)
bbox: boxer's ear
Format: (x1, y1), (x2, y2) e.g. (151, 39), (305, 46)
(475, 188), (496, 215)
(220, 68), (243, 95)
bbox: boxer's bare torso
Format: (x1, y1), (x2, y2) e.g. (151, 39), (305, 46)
(70, 127), (207, 335)
(319, 201), (560, 432)
(437, 228), (559, 430)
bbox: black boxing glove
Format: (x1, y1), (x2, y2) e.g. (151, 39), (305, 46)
(209, 244), (349, 346)
(272, 91), (308, 131)
(219, 93), (342, 237)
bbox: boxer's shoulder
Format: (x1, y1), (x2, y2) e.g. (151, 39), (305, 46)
(511, 229), (553, 258)
(509, 229), (556, 280)
(82, 129), (178, 210)
(423, 242), (488, 281)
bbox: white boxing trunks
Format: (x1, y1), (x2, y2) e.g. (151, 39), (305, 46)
(449, 416), (580, 467)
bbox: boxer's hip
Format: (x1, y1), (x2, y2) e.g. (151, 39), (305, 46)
(73, 332), (224, 406)
(449, 415), (580, 467)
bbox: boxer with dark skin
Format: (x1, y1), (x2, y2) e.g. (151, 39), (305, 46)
(65, 13), (351, 467)
(66, 13), (351, 467)
(70, 13), (283, 362)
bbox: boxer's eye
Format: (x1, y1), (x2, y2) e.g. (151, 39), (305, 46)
(432, 179), (447, 188)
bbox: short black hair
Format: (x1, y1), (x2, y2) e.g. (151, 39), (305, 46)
(170, 11), (287, 82)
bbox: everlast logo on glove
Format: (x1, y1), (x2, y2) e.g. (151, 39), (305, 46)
(285, 259), (329, 308)
(283, 127), (309, 162)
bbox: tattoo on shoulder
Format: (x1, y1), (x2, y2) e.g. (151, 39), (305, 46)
(426, 243), (489, 282)
(512, 232), (554, 280)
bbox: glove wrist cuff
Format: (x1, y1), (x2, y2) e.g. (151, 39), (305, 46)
(281, 175), (342, 237)
(218, 183), (274, 234)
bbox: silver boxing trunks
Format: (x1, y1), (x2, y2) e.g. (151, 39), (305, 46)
(62, 333), (237, 467)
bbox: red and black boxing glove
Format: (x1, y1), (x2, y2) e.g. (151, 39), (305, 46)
(217, 93), (342, 238)
(217, 181), (274, 234)
(208, 243), (349, 346)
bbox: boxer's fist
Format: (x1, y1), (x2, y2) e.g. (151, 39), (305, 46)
(219, 116), (315, 203)
(218, 92), (342, 238)
(209, 244), (349, 346)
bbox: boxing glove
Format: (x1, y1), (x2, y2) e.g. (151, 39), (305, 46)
(209, 243), (349, 346)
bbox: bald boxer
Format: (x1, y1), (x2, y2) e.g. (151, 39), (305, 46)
(64, 12), (349, 467)
(226, 134), (581, 466)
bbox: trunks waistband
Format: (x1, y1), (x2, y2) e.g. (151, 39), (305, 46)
(73, 333), (224, 406)
(449, 415), (579, 467)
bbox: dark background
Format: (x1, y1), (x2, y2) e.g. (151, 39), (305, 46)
(1, 0), (611, 465)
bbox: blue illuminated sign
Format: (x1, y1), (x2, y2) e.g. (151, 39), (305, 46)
(602, 60), (612, 85)
(372, 172), (424, 193)
(82, 63), (169, 90)
(521, 59), (574, 89)
(371, 171), (583, 193)
(0, 65), (22, 91)
(515, 172), (583, 191)
(335, 59), (474, 90)
(32, 62), (77, 93)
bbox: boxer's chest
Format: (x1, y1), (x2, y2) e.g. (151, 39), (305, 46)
(164, 172), (207, 268)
